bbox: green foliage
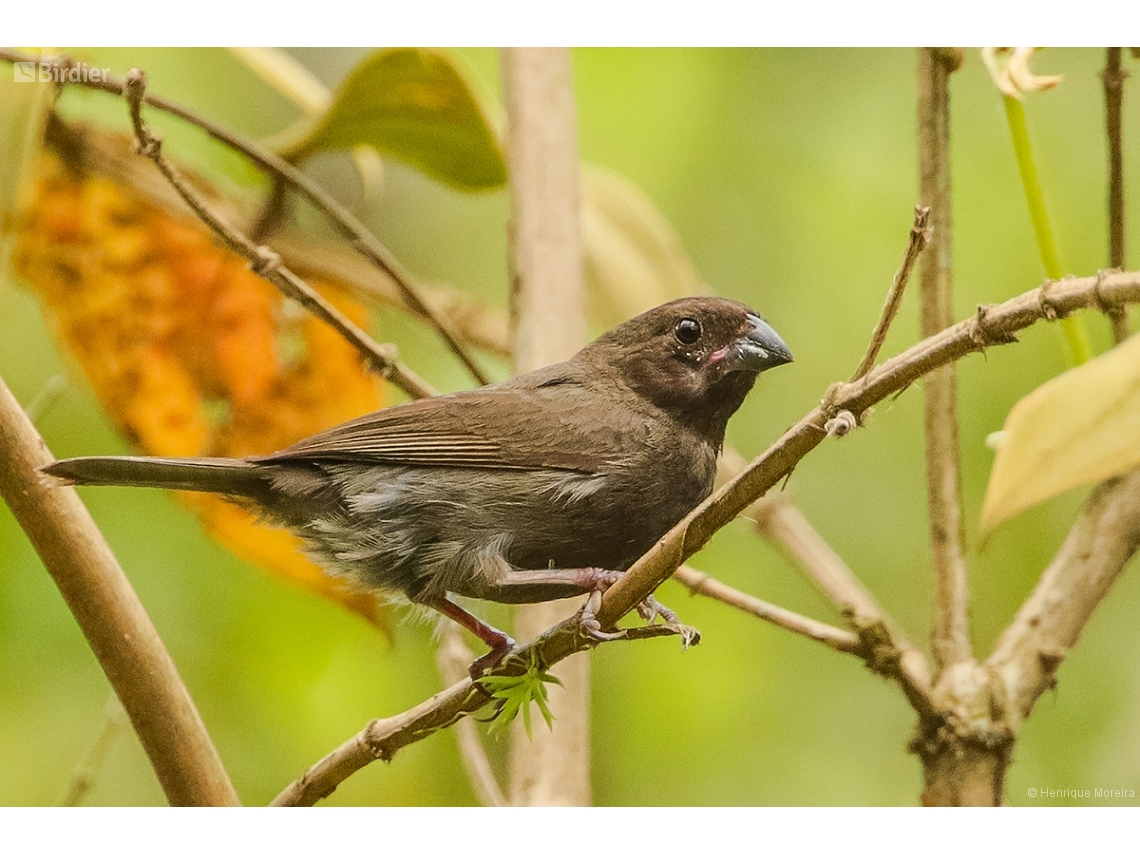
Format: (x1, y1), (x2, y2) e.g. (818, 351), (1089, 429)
(479, 659), (562, 739)
(271, 48), (507, 191)
(1002, 94), (1092, 364)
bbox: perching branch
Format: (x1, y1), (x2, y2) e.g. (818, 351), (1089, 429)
(0, 372), (239, 806)
(121, 68), (436, 401)
(272, 268), (1140, 805)
(850, 205), (931, 381)
(917, 47), (971, 674)
(0, 48), (489, 388)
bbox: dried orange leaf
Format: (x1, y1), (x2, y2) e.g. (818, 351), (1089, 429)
(13, 131), (387, 628)
(980, 332), (1140, 536)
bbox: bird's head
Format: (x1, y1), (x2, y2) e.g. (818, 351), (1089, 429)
(580, 296), (793, 444)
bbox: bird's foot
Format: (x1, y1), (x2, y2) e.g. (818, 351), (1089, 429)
(636, 595), (700, 650)
(469, 635), (518, 680)
(579, 589), (626, 642)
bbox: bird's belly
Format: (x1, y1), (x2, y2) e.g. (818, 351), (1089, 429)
(285, 461), (712, 601)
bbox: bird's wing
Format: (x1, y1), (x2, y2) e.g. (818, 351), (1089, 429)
(260, 378), (636, 474)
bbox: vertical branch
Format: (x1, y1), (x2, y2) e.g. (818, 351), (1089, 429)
(501, 47), (591, 806)
(0, 373), (239, 806)
(1103, 47), (1130, 344)
(917, 48), (972, 674)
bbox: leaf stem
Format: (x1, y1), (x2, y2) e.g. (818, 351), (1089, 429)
(1003, 95), (1092, 364)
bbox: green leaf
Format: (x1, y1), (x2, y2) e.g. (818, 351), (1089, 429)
(271, 48), (506, 190)
(480, 666), (562, 738)
(581, 163), (705, 328)
(980, 332), (1140, 535)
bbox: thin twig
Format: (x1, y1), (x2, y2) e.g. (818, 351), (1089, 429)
(435, 626), (507, 807)
(502, 46), (591, 808)
(0, 48), (489, 388)
(672, 564), (863, 654)
(716, 447), (934, 707)
(36, 111), (513, 360)
(23, 374), (67, 424)
(121, 68), (436, 401)
(751, 499), (934, 713)
(0, 372), (239, 806)
(851, 205), (932, 381)
(1103, 47), (1130, 344)
(271, 268), (1140, 805)
(918, 48), (972, 674)
(60, 693), (127, 806)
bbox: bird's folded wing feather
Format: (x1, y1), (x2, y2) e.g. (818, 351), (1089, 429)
(259, 380), (639, 474)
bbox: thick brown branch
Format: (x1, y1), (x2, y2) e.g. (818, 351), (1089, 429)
(271, 269), (1140, 804)
(851, 205), (931, 381)
(918, 47), (971, 673)
(121, 69), (436, 401)
(0, 48), (488, 387)
(502, 46), (592, 808)
(0, 373), (239, 806)
(987, 467), (1140, 726)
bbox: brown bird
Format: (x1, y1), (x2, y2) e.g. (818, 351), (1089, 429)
(44, 297), (792, 672)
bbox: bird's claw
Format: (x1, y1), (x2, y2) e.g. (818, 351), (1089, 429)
(638, 595), (699, 650)
(468, 637), (518, 680)
(636, 594), (679, 625)
(579, 589), (626, 642)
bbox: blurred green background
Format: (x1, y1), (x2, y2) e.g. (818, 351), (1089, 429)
(1, 48), (1138, 806)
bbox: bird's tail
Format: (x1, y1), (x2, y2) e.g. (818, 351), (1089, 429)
(42, 455), (272, 503)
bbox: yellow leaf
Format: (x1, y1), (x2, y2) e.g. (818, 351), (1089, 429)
(979, 332), (1140, 535)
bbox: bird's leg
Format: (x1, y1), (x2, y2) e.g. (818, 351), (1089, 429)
(463, 567), (625, 604)
(468, 567), (683, 644)
(428, 597), (517, 677)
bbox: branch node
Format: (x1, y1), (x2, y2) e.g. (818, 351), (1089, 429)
(852, 617), (903, 677)
(1093, 268), (1125, 321)
(1037, 645), (1066, 674)
(912, 204), (934, 244)
(1037, 279), (1060, 321)
(970, 303), (1019, 349)
(820, 382), (845, 415)
(933, 47), (966, 72)
(825, 409), (857, 438)
(250, 246), (281, 277)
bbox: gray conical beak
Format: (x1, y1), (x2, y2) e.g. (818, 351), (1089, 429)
(728, 314), (793, 373)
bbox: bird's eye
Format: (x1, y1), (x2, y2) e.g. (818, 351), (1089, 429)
(674, 317), (702, 345)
